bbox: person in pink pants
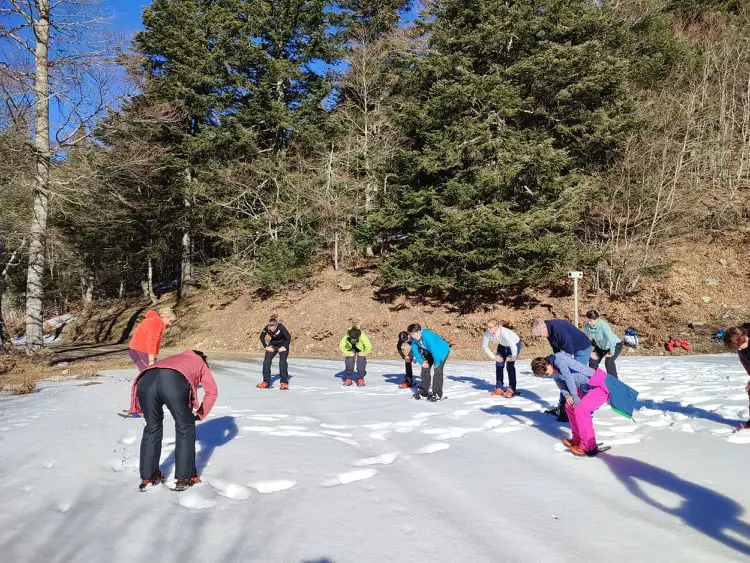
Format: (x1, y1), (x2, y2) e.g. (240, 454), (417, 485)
(532, 353), (610, 456)
(564, 368), (610, 454)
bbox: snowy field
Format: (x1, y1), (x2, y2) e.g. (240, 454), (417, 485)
(1, 354), (749, 563)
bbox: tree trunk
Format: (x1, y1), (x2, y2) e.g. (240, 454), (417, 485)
(147, 258), (157, 303)
(180, 231), (193, 297)
(25, 0), (51, 354)
(81, 269), (94, 310)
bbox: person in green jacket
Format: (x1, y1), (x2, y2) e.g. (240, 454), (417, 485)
(583, 310), (623, 379)
(339, 326), (372, 387)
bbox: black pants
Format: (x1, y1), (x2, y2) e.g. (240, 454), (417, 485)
(420, 354), (446, 398)
(344, 354), (367, 379)
(137, 368), (196, 481)
(589, 342), (623, 379)
(262, 347), (289, 383)
(404, 352), (414, 385)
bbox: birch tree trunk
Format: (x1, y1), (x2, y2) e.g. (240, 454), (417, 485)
(25, 0), (51, 353)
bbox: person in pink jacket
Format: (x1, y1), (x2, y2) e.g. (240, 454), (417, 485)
(128, 349), (218, 491)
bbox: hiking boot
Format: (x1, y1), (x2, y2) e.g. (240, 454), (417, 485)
(556, 411), (569, 423)
(502, 388), (516, 398)
(280, 382), (289, 390)
(138, 470), (164, 492)
(343, 378), (353, 386)
(426, 394), (442, 402)
(491, 388), (505, 396)
(562, 438), (578, 448)
(569, 446), (587, 457)
(256, 381), (271, 389)
(356, 378), (365, 387)
(173, 476), (200, 492)
(399, 381), (411, 389)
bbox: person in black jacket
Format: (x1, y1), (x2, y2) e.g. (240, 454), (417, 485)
(257, 315), (291, 390)
(723, 323), (750, 430)
(397, 331), (415, 388)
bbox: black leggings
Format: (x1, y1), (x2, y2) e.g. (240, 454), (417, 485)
(136, 368), (196, 481)
(589, 342), (623, 379)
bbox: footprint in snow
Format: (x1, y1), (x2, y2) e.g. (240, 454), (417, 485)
(605, 435), (642, 446)
(611, 425), (638, 434)
(210, 479), (251, 500)
(353, 453), (399, 467)
(251, 480), (296, 493)
(491, 426), (523, 434)
(369, 431), (390, 441)
(322, 468), (377, 487)
(334, 437), (359, 446)
(178, 485), (219, 510)
(321, 430), (354, 437)
(119, 435), (137, 445)
(726, 432), (750, 445)
(415, 443), (450, 454)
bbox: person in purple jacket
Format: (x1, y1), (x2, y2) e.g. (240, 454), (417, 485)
(532, 319), (593, 422)
(531, 352), (610, 457)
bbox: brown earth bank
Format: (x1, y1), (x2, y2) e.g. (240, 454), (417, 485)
(49, 239), (748, 367)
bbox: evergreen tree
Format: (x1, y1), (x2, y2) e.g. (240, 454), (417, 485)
(367, 0), (638, 297)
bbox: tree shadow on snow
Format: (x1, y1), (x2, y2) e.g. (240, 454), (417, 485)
(600, 454), (750, 557)
(637, 398), (744, 428)
(161, 415), (239, 477)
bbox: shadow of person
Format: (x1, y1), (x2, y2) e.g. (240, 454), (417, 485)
(382, 373), (409, 386)
(448, 375), (495, 392)
(638, 398), (742, 428)
(600, 454), (750, 557)
(161, 415), (239, 477)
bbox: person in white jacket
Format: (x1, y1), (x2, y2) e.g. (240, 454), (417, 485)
(482, 319), (523, 397)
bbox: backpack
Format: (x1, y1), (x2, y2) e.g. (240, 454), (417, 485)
(623, 328), (639, 347)
(711, 328), (726, 343)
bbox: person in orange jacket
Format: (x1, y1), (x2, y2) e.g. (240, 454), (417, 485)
(128, 308), (176, 371)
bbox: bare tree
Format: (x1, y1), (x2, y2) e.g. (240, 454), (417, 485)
(0, 0), (117, 352)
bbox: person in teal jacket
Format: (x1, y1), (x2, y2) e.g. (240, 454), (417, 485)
(408, 324), (450, 402)
(583, 310), (623, 379)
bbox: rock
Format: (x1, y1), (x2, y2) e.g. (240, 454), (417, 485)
(688, 321), (705, 328)
(701, 278), (719, 286)
(61, 369), (70, 375)
(338, 283), (353, 291)
(311, 329), (333, 341)
(719, 259), (728, 267)
(58, 362), (69, 367)
(701, 297), (712, 304)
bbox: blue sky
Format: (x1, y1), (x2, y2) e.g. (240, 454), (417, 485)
(105, 1), (421, 40)
(106, 1), (150, 39)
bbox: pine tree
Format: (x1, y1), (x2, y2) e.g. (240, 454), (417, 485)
(368, 0), (638, 298)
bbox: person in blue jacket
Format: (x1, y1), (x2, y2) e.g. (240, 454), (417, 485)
(407, 323), (450, 402)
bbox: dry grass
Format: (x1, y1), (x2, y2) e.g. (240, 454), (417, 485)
(0, 353), (43, 395)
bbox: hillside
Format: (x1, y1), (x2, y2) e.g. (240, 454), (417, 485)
(61, 238), (748, 362)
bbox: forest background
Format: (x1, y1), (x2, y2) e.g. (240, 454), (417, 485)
(0, 0), (748, 363)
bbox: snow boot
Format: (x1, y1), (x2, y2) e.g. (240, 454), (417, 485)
(280, 382), (289, 390)
(413, 387), (428, 400)
(343, 378), (353, 386)
(357, 378), (366, 387)
(399, 381), (411, 389)
(562, 438), (578, 448)
(426, 393), (442, 402)
(174, 476), (201, 492)
(569, 446), (587, 457)
(502, 388), (516, 398)
(139, 470), (164, 492)
(256, 381), (271, 389)
(491, 388), (505, 396)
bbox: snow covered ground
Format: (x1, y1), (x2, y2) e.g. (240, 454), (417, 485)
(1, 354), (749, 562)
